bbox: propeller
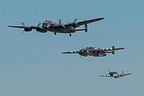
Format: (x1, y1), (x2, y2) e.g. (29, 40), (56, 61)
(37, 22), (41, 27)
(21, 22), (32, 32)
(36, 22), (41, 33)
(58, 19), (65, 28)
(22, 30), (24, 34)
(73, 18), (77, 23)
(59, 19), (62, 25)
(21, 22), (26, 28)
(72, 18), (79, 28)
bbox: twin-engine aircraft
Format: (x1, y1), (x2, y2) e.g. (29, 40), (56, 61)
(8, 18), (104, 36)
(62, 46), (124, 57)
(98, 71), (132, 78)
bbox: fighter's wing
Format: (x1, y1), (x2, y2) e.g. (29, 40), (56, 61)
(122, 73), (132, 76)
(62, 51), (79, 54)
(98, 75), (111, 77)
(64, 18), (104, 27)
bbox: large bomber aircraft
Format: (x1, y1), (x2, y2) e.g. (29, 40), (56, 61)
(98, 71), (132, 78)
(62, 46), (124, 57)
(8, 18), (104, 36)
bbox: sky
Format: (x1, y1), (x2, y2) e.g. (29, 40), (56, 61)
(0, 0), (144, 96)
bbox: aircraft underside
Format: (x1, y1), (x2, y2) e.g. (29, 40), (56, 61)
(48, 27), (76, 33)
(79, 53), (106, 57)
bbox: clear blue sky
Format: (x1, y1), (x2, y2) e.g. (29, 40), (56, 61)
(0, 0), (144, 96)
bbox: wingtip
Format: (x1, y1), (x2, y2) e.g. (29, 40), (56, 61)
(62, 52), (66, 54)
(8, 25), (12, 27)
(119, 48), (125, 50)
(7, 25), (15, 28)
(62, 52), (71, 54)
(99, 18), (104, 20)
(93, 17), (104, 21)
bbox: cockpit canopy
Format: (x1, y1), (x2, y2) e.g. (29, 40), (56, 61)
(80, 47), (96, 53)
(109, 72), (119, 76)
(42, 20), (57, 28)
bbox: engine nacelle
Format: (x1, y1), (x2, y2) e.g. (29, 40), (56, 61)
(24, 27), (32, 32)
(36, 27), (41, 31)
(72, 23), (79, 28)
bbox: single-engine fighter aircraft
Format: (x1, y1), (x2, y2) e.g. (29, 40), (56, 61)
(8, 17), (104, 36)
(98, 71), (132, 78)
(62, 46), (124, 57)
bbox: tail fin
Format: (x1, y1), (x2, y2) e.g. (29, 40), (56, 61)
(112, 46), (115, 54)
(122, 71), (124, 74)
(85, 24), (88, 32)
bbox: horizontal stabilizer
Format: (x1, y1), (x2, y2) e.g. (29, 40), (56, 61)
(114, 48), (125, 50)
(75, 29), (86, 32)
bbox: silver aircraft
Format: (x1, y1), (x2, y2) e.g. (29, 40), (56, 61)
(98, 71), (132, 78)
(62, 46), (124, 57)
(8, 17), (104, 36)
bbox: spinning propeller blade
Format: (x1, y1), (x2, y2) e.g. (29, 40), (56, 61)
(73, 18), (77, 23)
(21, 22), (26, 28)
(37, 22), (41, 27)
(59, 19), (62, 25)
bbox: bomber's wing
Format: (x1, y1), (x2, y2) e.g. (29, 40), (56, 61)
(104, 46), (124, 54)
(8, 25), (36, 32)
(114, 48), (125, 50)
(8, 25), (36, 29)
(64, 18), (104, 27)
(77, 18), (104, 26)
(8, 25), (25, 28)
(62, 51), (79, 54)
(104, 48), (124, 52)
(8, 25), (47, 32)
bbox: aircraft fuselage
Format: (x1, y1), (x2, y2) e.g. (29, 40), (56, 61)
(78, 47), (107, 57)
(42, 20), (76, 33)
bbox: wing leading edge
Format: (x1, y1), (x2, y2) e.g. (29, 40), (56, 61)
(8, 25), (25, 28)
(64, 18), (104, 27)
(77, 18), (104, 26)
